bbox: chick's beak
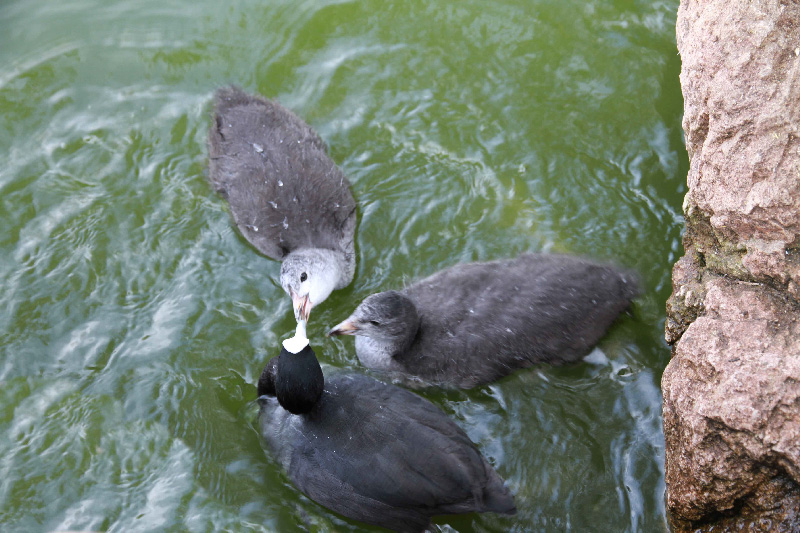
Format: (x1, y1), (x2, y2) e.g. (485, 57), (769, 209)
(327, 319), (359, 337)
(291, 291), (311, 322)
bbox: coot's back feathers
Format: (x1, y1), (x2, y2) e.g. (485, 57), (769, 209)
(403, 254), (640, 386)
(207, 86), (356, 264)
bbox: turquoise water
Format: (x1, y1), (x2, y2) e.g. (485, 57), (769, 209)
(0, 0), (684, 531)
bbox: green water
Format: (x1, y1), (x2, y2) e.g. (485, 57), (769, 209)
(0, 0), (685, 531)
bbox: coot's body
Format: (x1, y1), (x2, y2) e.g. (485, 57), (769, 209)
(330, 253), (641, 388)
(257, 364), (515, 532)
(208, 87), (356, 320)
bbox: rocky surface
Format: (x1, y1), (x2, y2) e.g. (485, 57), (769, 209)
(664, 0), (800, 530)
(663, 279), (800, 529)
(677, 0), (800, 297)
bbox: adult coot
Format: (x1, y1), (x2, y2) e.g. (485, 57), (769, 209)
(256, 339), (516, 532)
(328, 253), (641, 388)
(208, 87), (357, 321)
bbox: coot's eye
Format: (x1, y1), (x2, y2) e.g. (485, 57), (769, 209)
(300, 272), (307, 282)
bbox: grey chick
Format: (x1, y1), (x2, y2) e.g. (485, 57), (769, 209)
(329, 253), (641, 388)
(208, 86), (356, 321)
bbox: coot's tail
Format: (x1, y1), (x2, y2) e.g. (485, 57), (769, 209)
(212, 85), (261, 115)
(618, 267), (644, 303)
(480, 466), (517, 515)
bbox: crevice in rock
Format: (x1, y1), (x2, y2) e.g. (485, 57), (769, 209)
(677, 475), (800, 533)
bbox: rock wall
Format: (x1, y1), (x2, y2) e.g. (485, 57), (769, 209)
(663, 1), (800, 531)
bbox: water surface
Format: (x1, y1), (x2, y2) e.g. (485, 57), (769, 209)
(0, 0), (685, 531)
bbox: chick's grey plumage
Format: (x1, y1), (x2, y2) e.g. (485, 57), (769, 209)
(208, 87), (356, 316)
(257, 368), (515, 532)
(330, 253), (641, 388)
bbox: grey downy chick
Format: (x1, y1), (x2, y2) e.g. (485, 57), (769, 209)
(329, 253), (641, 388)
(208, 86), (357, 321)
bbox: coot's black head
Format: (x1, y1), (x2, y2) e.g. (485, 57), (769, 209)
(273, 343), (324, 415)
(328, 291), (420, 346)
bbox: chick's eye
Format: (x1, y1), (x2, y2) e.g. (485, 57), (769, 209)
(368, 320), (381, 326)
(300, 272), (307, 282)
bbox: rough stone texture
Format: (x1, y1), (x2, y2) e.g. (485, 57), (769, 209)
(677, 0), (800, 299)
(664, 253), (710, 345)
(663, 279), (800, 529)
(665, 0), (800, 530)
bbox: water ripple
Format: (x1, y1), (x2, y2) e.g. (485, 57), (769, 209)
(0, 0), (682, 530)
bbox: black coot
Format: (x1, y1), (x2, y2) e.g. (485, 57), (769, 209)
(256, 345), (515, 532)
